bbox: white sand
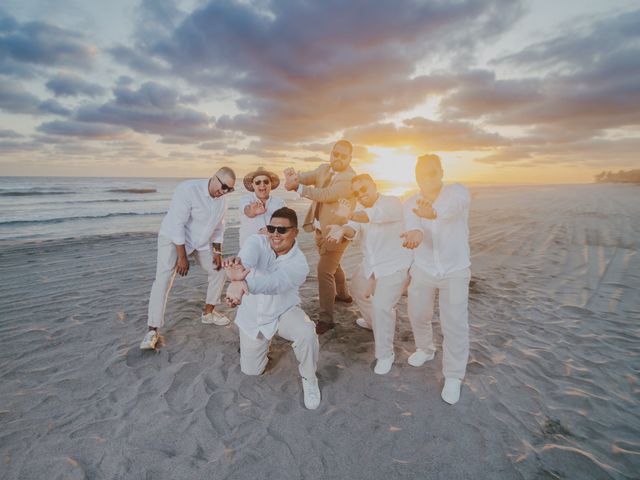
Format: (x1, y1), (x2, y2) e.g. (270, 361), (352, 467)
(0, 184), (638, 479)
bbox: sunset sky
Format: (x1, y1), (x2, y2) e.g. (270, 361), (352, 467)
(0, 0), (638, 186)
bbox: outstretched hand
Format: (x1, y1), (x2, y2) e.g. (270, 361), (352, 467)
(412, 197), (437, 220)
(247, 201), (266, 217)
(223, 256), (250, 281)
(400, 229), (424, 249)
(284, 168), (299, 191)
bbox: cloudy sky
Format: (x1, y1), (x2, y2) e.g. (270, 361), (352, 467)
(1, 0), (638, 185)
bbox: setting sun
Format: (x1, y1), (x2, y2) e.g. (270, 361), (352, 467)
(364, 147), (417, 195)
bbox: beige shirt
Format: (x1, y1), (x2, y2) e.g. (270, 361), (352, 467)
(297, 163), (356, 236)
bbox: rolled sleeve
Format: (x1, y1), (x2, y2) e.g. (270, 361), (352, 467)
(211, 217), (225, 244)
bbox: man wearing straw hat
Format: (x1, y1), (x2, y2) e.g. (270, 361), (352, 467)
(239, 167), (286, 248)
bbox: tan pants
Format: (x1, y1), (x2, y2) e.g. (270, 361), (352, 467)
(407, 265), (471, 380)
(239, 307), (319, 378)
(315, 232), (350, 321)
(147, 235), (225, 329)
(351, 266), (409, 360)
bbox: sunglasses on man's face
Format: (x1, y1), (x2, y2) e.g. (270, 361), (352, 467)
(266, 225), (294, 234)
(216, 174), (234, 193)
(352, 185), (368, 197)
(332, 151), (349, 160)
(253, 179), (271, 186)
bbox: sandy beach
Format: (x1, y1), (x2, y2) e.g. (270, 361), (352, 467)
(0, 184), (638, 479)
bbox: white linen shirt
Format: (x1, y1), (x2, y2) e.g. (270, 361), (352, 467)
(234, 234), (309, 340)
(347, 194), (412, 279)
(158, 179), (227, 254)
(404, 183), (471, 277)
(238, 193), (286, 248)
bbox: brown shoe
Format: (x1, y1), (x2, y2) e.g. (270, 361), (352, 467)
(315, 320), (336, 335)
(335, 295), (353, 304)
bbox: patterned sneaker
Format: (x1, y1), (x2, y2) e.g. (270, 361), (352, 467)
(201, 310), (230, 326)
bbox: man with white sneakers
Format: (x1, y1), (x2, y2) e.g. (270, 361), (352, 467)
(140, 167), (236, 350)
(401, 154), (471, 405)
(327, 174), (412, 375)
(224, 207), (321, 410)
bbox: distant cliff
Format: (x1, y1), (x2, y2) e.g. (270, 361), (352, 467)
(594, 169), (640, 184)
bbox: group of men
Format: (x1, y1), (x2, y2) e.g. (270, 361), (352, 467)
(139, 141), (471, 410)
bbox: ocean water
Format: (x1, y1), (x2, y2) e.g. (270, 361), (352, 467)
(0, 176), (306, 244)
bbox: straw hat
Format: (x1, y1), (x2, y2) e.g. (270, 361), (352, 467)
(243, 167), (280, 192)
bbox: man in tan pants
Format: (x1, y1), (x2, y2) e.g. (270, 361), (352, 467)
(284, 140), (356, 334)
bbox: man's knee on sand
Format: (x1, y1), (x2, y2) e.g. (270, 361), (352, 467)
(240, 359), (266, 376)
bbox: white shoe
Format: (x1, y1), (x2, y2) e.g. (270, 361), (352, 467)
(441, 378), (462, 405)
(302, 375), (321, 410)
(201, 310), (230, 326)
(374, 353), (395, 375)
(140, 330), (159, 350)
(355, 318), (372, 330)
(408, 349), (435, 367)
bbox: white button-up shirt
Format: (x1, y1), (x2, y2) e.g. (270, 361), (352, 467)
(238, 193), (286, 248)
(404, 184), (471, 277)
(347, 194), (412, 279)
(158, 179), (227, 254)
(234, 235), (309, 340)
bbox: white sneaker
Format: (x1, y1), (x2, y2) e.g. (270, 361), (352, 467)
(441, 378), (462, 405)
(374, 353), (395, 375)
(355, 318), (372, 330)
(201, 310), (230, 326)
(140, 330), (159, 350)
(302, 375), (321, 410)
(408, 349), (435, 367)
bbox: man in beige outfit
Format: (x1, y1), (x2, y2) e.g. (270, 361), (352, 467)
(284, 140), (356, 334)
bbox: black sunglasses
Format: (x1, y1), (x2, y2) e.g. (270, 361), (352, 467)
(266, 225), (294, 234)
(332, 151), (349, 160)
(216, 174), (234, 193)
(253, 178), (271, 186)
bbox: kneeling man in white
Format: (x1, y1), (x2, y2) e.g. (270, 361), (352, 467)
(224, 207), (321, 410)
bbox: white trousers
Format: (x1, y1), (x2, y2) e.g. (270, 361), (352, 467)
(239, 307), (319, 379)
(407, 265), (470, 380)
(351, 266), (408, 360)
(147, 235), (225, 329)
